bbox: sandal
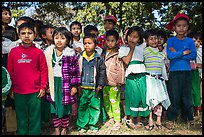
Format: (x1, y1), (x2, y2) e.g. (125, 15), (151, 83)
(111, 122), (121, 131)
(126, 119), (136, 130)
(134, 122), (144, 130)
(144, 124), (154, 131)
(156, 123), (163, 129)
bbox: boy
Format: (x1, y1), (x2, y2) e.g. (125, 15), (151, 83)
(98, 15), (124, 49)
(7, 22), (48, 135)
(39, 24), (55, 51)
(84, 24), (102, 55)
(76, 34), (106, 134)
(165, 13), (197, 129)
(70, 21), (84, 54)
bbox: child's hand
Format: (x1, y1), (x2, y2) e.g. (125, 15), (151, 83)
(95, 86), (102, 97)
(37, 89), (45, 98)
(74, 47), (82, 54)
(71, 87), (77, 96)
(10, 91), (14, 99)
(183, 50), (191, 55)
(169, 47), (176, 52)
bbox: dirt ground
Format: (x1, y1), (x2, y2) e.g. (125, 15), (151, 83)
(41, 113), (202, 135)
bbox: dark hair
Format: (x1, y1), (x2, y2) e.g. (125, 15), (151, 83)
(84, 25), (99, 36)
(106, 29), (119, 41)
(173, 17), (189, 26)
(16, 16), (35, 27)
(34, 20), (44, 34)
(126, 26), (144, 45)
(39, 24), (55, 43)
(83, 34), (98, 46)
(18, 22), (35, 34)
(70, 21), (82, 31)
(157, 29), (167, 42)
(144, 29), (158, 41)
(187, 31), (202, 41)
(53, 27), (73, 48)
(2, 6), (11, 15)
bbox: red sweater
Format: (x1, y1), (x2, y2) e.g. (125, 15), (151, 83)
(7, 44), (48, 94)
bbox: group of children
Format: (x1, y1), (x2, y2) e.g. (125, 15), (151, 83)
(2, 6), (202, 135)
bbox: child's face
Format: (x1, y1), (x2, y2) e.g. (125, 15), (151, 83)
(45, 28), (54, 41)
(106, 35), (117, 50)
(2, 10), (11, 24)
(104, 20), (115, 31)
(147, 35), (158, 48)
(193, 37), (202, 48)
(54, 33), (67, 49)
(127, 31), (140, 46)
(71, 25), (81, 37)
(18, 27), (35, 46)
(83, 38), (96, 53)
(158, 36), (165, 46)
(173, 19), (189, 36)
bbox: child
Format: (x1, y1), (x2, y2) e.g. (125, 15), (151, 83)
(39, 24), (55, 51)
(34, 19), (44, 45)
(98, 15), (124, 49)
(7, 22), (48, 135)
(44, 27), (80, 135)
(118, 26), (150, 130)
(2, 64), (11, 133)
(165, 13), (197, 129)
(188, 32), (202, 116)
(101, 30), (125, 131)
(76, 34), (106, 134)
(2, 6), (17, 41)
(70, 21), (84, 54)
(143, 29), (171, 130)
(84, 25), (102, 55)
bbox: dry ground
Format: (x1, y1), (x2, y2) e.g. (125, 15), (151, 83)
(41, 112), (202, 135)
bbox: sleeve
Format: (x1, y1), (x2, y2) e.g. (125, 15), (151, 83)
(7, 49), (14, 82)
(39, 51), (48, 91)
(97, 58), (107, 87)
(2, 67), (11, 96)
(70, 55), (81, 86)
(118, 46), (130, 58)
(166, 39), (183, 60)
(182, 40), (197, 61)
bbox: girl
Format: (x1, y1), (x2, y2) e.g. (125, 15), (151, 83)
(101, 30), (125, 131)
(118, 26), (150, 130)
(44, 27), (80, 135)
(76, 34), (106, 135)
(143, 29), (171, 130)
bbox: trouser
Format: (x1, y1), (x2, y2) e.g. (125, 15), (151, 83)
(14, 92), (41, 135)
(167, 71), (194, 121)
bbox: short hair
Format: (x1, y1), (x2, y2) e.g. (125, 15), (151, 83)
(16, 16), (35, 27)
(84, 25), (99, 36)
(2, 6), (11, 15)
(18, 22), (35, 34)
(144, 29), (158, 41)
(53, 27), (73, 48)
(187, 31), (202, 41)
(157, 29), (167, 42)
(83, 34), (98, 46)
(34, 20), (44, 33)
(126, 26), (144, 45)
(39, 24), (55, 43)
(106, 29), (119, 41)
(70, 21), (82, 31)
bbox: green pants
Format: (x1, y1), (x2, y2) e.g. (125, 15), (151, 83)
(103, 86), (121, 122)
(50, 77), (72, 118)
(14, 92), (41, 135)
(76, 89), (101, 130)
(191, 69), (201, 107)
(125, 74), (150, 117)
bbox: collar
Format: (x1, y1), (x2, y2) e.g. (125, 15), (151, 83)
(82, 51), (95, 61)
